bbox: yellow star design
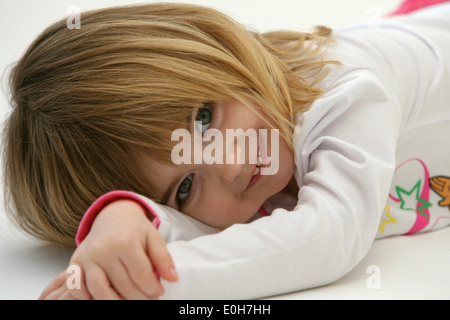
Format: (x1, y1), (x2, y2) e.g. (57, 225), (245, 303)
(379, 205), (397, 234)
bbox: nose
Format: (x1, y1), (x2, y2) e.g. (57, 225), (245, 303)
(217, 162), (242, 184)
(217, 136), (245, 184)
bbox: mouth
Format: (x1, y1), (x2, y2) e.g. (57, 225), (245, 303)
(247, 151), (263, 189)
(252, 152), (262, 176)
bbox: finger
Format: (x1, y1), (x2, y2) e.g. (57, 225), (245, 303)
(120, 246), (164, 298)
(435, 177), (445, 188)
(39, 270), (67, 300)
(147, 231), (178, 283)
(44, 286), (68, 300)
(85, 264), (123, 300)
(430, 178), (444, 192)
(57, 287), (92, 300)
(64, 264), (92, 300)
(430, 177), (441, 186)
(57, 289), (83, 300)
(107, 257), (160, 300)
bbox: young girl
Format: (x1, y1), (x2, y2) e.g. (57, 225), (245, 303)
(4, 1), (450, 299)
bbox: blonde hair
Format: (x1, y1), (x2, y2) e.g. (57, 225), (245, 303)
(3, 3), (336, 247)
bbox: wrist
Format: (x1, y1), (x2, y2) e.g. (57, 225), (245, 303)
(75, 191), (161, 246)
(97, 199), (151, 222)
(92, 199), (150, 231)
(90, 199), (151, 236)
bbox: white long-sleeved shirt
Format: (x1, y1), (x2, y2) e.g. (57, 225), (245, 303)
(77, 3), (450, 299)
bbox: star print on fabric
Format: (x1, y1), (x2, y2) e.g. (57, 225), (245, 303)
(395, 180), (432, 220)
(379, 205), (397, 234)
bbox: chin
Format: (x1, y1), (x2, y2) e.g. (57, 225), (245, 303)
(271, 171), (292, 195)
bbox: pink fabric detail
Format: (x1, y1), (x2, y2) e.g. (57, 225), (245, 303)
(75, 190), (161, 246)
(258, 206), (270, 217)
(388, 158), (431, 235)
(406, 159), (431, 234)
(388, 0), (449, 16)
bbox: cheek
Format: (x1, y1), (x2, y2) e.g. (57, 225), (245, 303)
(188, 191), (227, 225)
(279, 138), (295, 174)
(193, 192), (252, 227)
(281, 149), (295, 174)
(206, 197), (239, 225)
(273, 143), (296, 187)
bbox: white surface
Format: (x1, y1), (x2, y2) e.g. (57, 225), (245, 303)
(0, 224), (72, 300)
(271, 227), (450, 300)
(1, 0), (449, 300)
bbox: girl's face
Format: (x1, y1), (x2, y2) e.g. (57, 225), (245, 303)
(141, 100), (296, 228)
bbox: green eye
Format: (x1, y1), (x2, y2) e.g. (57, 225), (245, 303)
(195, 104), (213, 133)
(177, 174), (193, 201)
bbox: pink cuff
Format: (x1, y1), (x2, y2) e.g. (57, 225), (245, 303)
(388, 0), (447, 16)
(75, 191), (161, 246)
(258, 206), (270, 217)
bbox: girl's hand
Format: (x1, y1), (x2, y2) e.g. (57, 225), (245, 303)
(39, 199), (178, 300)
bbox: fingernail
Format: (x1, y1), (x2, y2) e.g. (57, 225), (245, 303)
(169, 267), (178, 281)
